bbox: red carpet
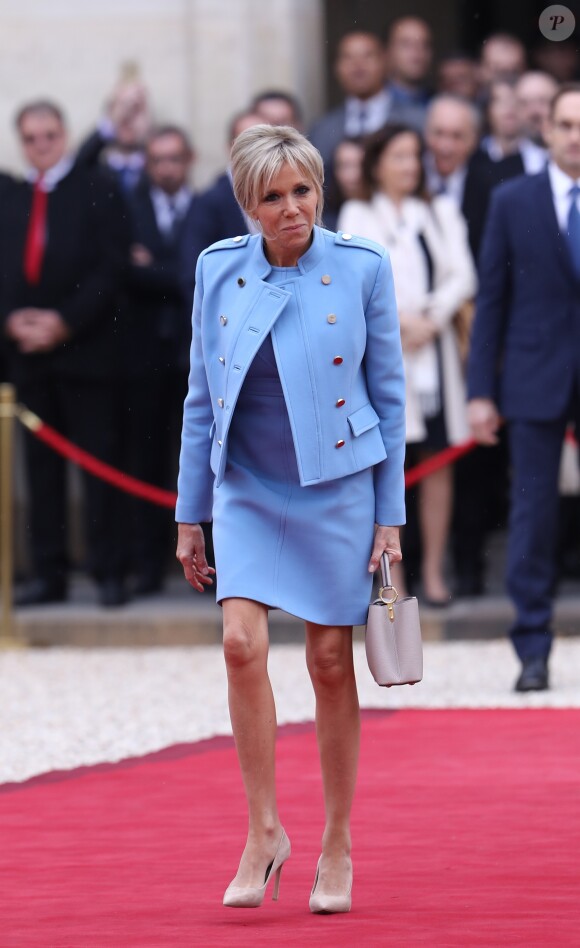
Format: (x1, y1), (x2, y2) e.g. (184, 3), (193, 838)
(1, 710), (578, 947)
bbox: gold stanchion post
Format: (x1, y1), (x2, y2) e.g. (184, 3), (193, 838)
(0, 383), (18, 647)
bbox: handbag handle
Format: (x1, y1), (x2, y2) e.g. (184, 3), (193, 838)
(379, 553), (398, 605)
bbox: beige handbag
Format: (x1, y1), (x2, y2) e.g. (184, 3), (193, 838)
(365, 554), (423, 687)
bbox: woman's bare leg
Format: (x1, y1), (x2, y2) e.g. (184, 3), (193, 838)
(418, 462), (453, 602)
(305, 622), (360, 892)
(223, 597), (283, 887)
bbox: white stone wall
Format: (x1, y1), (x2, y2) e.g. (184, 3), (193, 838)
(0, 0), (324, 187)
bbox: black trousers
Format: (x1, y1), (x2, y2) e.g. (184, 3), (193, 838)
(19, 374), (125, 584)
(452, 434), (510, 587)
(120, 366), (190, 580)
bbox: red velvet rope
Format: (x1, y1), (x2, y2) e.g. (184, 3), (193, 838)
(404, 439), (478, 488)
(24, 409), (578, 507)
(20, 414), (178, 509)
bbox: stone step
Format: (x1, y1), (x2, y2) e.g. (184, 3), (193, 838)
(7, 590), (580, 648)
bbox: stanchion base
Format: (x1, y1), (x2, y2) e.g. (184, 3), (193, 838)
(0, 636), (27, 650)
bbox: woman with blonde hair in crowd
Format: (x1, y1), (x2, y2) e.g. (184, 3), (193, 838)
(339, 123), (476, 605)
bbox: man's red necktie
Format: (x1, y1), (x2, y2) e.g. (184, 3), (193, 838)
(23, 177), (48, 285)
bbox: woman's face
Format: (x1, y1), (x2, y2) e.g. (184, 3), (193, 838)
(251, 162), (318, 264)
(333, 141), (365, 200)
(373, 132), (422, 199)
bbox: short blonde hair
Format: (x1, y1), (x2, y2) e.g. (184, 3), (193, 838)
(230, 124), (324, 225)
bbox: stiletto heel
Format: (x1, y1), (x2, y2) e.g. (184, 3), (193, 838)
(272, 863), (283, 901)
(309, 856), (352, 914)
(223, 829), (291, 908)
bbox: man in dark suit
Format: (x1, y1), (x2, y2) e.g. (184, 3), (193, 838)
(423, 93), (518, 262)
(308, 30), (425, 171)
(0, 100), (129, 606)
(122, 125), (197, 594)
(180, 110), (260, 306)
(467, 84), (580, 692)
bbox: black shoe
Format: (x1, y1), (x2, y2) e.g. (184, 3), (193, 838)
(422, 595), (453, 609)
(14, 579), (67, 607)
(98, 578), (128, 608)
(515, 657), (549, 693)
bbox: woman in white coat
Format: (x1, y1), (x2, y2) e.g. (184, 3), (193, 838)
(339, 124), (476, 604)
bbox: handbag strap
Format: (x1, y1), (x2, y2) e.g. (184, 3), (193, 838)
(379, 553), (398, 605)
(380, 553), (392, 587)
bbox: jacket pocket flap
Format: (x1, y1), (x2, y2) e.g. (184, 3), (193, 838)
(347, 403), (380, 437)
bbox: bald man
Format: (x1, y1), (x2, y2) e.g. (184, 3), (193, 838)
(424, 95), (481, 204)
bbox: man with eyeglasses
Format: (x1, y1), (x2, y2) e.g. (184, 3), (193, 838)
(468, 84), (580, 692)
(0, 100), (129, 608)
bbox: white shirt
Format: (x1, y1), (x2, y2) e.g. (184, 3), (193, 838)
(150, 185), (191, 236)
(26, 154), (75, 192)
(480, 136), (547, 175)
(344, 89), (393, 136)
(519, 139), (548, 175)
(548, 160), (580, 231)
(424, 153), (467, 206)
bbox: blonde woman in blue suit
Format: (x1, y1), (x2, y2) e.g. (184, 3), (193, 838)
(176, 125), (406, 915)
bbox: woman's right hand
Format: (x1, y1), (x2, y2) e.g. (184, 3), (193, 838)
(176, 523), (216, 592)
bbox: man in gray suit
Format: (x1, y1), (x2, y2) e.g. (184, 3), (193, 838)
(308, 30), (425, 170)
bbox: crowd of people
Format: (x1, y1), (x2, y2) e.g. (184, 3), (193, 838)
(1, 16), (579, 628)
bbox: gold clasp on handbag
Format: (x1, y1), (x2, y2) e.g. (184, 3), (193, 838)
(379, 585), (398, 622)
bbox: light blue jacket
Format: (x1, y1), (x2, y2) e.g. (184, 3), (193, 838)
(176, 225), (406, 525)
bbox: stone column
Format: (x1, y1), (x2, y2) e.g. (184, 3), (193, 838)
(185, 0), (324, 185)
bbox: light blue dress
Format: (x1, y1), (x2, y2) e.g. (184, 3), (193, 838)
(212, 266), (376, 626)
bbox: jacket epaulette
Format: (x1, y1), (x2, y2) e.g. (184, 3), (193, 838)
(202, 234), (252, 255)
(334, 230), (384, 257)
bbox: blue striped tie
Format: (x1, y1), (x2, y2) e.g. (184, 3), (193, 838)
(566, 184), (580, 277)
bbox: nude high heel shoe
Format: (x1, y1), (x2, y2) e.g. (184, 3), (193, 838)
(309, 856), (352, 914)
(223, 829), (291, 908)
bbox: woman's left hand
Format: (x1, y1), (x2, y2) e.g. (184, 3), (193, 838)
(368, 525), (402, 573)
